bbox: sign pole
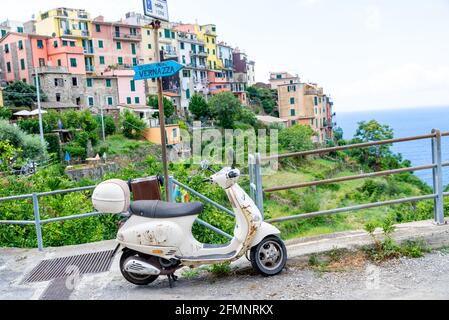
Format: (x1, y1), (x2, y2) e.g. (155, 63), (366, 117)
(151, 19), (171, 202)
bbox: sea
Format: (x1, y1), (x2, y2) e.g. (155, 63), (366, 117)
(335, 106), (449, 186)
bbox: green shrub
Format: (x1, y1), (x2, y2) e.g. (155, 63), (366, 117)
(120, 110), (147, 139)
(44, 134), (61, 160)
(0, 120), (47, 161)
(0, 107), (13, 120)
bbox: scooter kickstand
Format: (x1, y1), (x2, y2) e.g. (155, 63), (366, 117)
(167, 273), (178, 288)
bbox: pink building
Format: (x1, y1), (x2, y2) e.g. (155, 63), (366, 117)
(104, 68), (146, 106)
(91, 16), (142, 74)
(208, 70), (230, 94)
(0, 32), (86, 84)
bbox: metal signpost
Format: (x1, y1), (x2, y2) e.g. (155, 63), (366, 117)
(141, 0), (177, 201)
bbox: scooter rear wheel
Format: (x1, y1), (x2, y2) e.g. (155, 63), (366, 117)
(250, 236), (287, 277)
(120, 250), (159, 286)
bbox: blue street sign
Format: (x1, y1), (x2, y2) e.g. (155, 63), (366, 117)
(133, 60), (184, 80)
(143, 0), (169, 22)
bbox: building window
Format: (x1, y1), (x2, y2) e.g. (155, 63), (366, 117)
(147, 30), (151, 36)
(133, 57), (138, 66)
(53, 40), (58, 48)
(107, 97), (113, 106)
(5, 62), (10, 73)
(290, 97), (295, 105)
(95, 24), (101, 32)
(88, 97), (94, 106)
(4, 44), (9, 53)
(118, 57), (123, 65)
(314, 97), (318, 106)
(164, 29), (171, 38)
(186, 89), (191, 99)
(135, 97), (140, 104)
(20, 59), (25, 70)
(182, 70), (190, 77)
(56, 93), (61, 102)
(126, 97), (132, 104)
(72, 77), (78, 86)
(292, 120), (297, 126)
(57, 59), (62, 66)
(131, 43), (136, 55)
(147, 44), (152, 49)
(173, 128), (178, 138)
(37, 40), (44, 49)
(98, 40), (104, 48)
(62, 40), (68, 46)
(290, 109), (296, 116)
(39, 58), (45, 67)
(116, 42), (121, 50)
(276, 74), (282, 79)
(17, 27), (24, 33)
(180, 42), (184, 50)
(106, 79), (111, 87)
(70, 58), (77, 67)
(86, 79), (93, 87)
(18, 40), (23, 50)
(130, 80), (136, 92)
(99, 56), (105, 64)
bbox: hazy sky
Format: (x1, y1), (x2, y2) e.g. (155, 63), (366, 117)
(2, 0), (449, 111)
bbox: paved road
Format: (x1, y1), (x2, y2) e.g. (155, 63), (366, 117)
(71, 250), (449, 300)
(1, 220), (449, 300)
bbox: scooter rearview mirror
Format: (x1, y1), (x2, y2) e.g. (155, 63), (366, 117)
(200, 160), (210, 171)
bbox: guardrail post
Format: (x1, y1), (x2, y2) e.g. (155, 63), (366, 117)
(255, 153), (264, 219)
(249, 154), (256, 201)
(32, 193), (44, 251)
(432, 129), (445, 225)
(167, 176), (175, 203)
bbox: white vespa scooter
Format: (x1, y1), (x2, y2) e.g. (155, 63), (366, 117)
(92, 162), (287, 287)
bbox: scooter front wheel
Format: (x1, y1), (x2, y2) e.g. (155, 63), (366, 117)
(250, 236), (287, 277)
(120, 250), (159, 286)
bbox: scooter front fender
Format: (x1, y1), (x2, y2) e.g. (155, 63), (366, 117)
(250, 222), (281, 248)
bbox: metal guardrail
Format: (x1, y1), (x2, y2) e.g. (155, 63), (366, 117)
(250, 129), (449, 226)
(1, 129), (448, 252)
(0, 180), (234, 251)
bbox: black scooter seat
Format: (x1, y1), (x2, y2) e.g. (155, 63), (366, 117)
(130, 200), (204, 219)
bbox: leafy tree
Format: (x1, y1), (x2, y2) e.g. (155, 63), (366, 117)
(209, 92), (242, 129)
(120, 109), (147, 139)
(0, 119), (47, 161)
(350, 120), (401, 171)
(3, 81), (47, 108)
(148, 95), (175, 119)
(188, 94), (210, 120)
(0, 140), (21, 172)
(246, 85), (278, 115)
(278, 124), (315, 152)
(236, 108), (258, 127)
(97, 115), (116, 136)
(0, 107), (13, 120)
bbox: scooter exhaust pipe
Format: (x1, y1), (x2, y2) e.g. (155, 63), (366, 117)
(124, 257), (161, 276)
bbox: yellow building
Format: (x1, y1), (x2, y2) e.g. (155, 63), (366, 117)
(175, 24), (221, 71)
(35, 8), (94, 72)
(143, 124), (181, 146)
(303, 83), (327, 143)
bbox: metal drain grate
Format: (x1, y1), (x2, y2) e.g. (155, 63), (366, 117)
(23, 250), (115, 284)
(40, 277), (74, 300)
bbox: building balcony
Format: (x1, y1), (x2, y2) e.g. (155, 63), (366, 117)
(62, 29), (90, 38)
(191, 51), (207, 57)
(83, 47), (94, 55)
(163, 50), (178, 58)
(113, 33), (141, 41)
(305, 89), (324, 96)
(85, 65), (94, 73)
(35, 66), (69, 74)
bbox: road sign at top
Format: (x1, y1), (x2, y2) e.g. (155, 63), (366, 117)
(133, 60), (184, 80)
(143, 0), (169, 22)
